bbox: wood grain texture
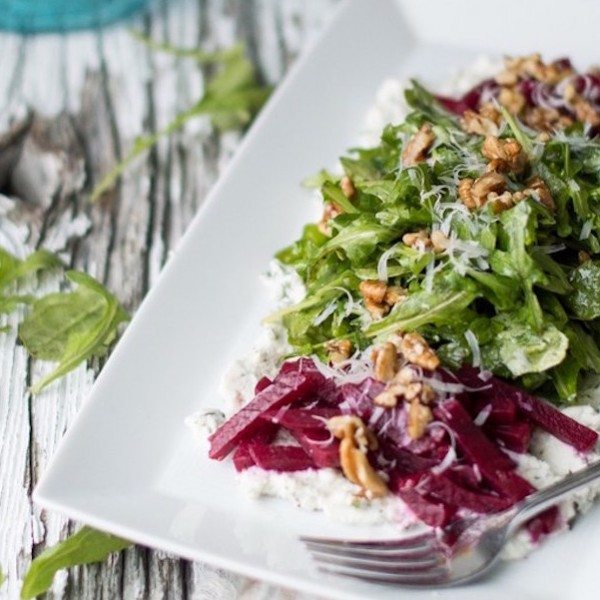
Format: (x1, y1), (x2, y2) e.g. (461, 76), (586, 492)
(0, 1), (338, 598)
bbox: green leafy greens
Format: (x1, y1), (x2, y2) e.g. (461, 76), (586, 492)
(21, 527), (131, 599)
(273, 81), (600, 402)
(19, 271), (129, 393)
(91, 39), (271, 201)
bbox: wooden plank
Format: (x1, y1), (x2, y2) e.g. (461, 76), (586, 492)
(0, 1), (338, 598)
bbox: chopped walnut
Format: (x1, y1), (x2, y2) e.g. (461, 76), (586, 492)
(398, 332), (440, 370)
(487, 191), (518, 213)
(328, 416), (388, 497)
(524, 106), (573, 132)
(459, 172), (506, 210)
(460, 106), (500, 136)
(340, 175), (356, 199)
(498, 86), (526, 115)
(384, 285), (407, 306)
(359, 279), (387, 304)
(482, 136), (527, 173)
(407, 398), (433, 440)
(572, 98), (600, 127)
(373, 366), (435, 409)
(402, 123), (435, 167)
(526, 176), (555, 211)
(579, 250), (592, 264)
(326, 339), (353, 364)
(372, 342), (398, 382)
(498, 54), (572, 86)
(317, 202), (341, 236)
(430, 230), (448, 252)
(402, 229), (431, 250)
(360, 280), (406, 319)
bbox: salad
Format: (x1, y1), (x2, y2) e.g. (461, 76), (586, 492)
(189, 54), (600, 557)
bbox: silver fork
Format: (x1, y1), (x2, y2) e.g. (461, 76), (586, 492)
(301, 460), (600, 587)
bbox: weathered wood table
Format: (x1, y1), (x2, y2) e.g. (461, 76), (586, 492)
(0, 1), (337, 597)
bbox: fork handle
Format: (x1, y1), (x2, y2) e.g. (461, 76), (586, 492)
(509, 459), (600, 535)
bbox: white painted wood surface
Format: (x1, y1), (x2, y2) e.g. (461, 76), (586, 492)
(0, 1), (338, 597)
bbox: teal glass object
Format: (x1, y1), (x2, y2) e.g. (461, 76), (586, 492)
(0, 0), (149, 33)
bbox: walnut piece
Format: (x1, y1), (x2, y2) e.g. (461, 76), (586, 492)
(572, 98), (600, 127)
(372, 342), (398, 382)
(399, 332), (440, 370)
(402, 123), (435, 167)
(498, 86), (526, 115)
(373, 365), (436, 411)
(328, 415), (388, 498)
(461, 110), (498, 136)
(523, 106), (573, 132)
(459, 172), (506, 210)
(340, 175), (356, 199)
(317, 202), (341, 236)
(481, 136), (527, 173)
(407, 398), (433, 440)
(430, 230), (448, 252)
(360, 279), (406, 319)
(326, 339), (353, 364)
(579, 250), (592, 264)
(402, 229), (431, 250)
(526, 176), (555, 211)
(497, 54), (572, 86)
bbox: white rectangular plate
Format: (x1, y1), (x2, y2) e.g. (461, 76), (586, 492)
(35, 1), (600, 598)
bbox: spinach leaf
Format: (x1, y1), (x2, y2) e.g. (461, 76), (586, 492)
(19, 271), (129, 393)
(21, 527), (131, 599)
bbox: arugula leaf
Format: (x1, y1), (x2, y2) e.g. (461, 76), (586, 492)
(19, 271), (129, 393)
(566, 260), (600, 319)
(366, 284), (479, 339)
(490, 202), (546, 329)
(493, 321), (569, 377)
(318, 215), (398, 265)
(91, 42), (271, 201)
(21, 527), (131, 599)
(0, 249), (62, 291)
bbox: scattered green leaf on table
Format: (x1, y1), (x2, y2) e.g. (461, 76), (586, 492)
(91, 41), (271, 201)
(21, 527), (131, 599)
(19, 270), (129, 393)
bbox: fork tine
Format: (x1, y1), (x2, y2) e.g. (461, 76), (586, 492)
(300, 530), (435, 551)
(310, 550), (445, 573)
(317, 564), (449, 586)
(304, 541), (439, 561)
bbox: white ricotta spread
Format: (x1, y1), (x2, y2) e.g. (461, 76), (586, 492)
(187, 56), (600, 553)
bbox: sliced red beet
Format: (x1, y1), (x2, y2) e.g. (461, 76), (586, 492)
(254, 376), (272, 394)
(232, 444), (255, 472)
(421, 474), (513, 513)
(447, 464), (482, 490)
(209, 360), (325, 460)
(232, 422), (278, 472)
(339, 378), (385, 421)
(390, 474), (456, 527)
(248, 443), (315, 472)
(262, 407), (339, 430)
(383, 444), (439, 474)
(456, 366), (598, 454)
(290, 428), (340, 468)
(435, 399), (514, 475)
(490, 421), (532, 454)
(528, 506), (560, 543)
(515, 391), (598, 453)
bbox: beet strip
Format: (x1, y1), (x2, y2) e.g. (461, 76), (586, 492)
(209, 365), (324, 460)
(248, 443), (315, 472)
